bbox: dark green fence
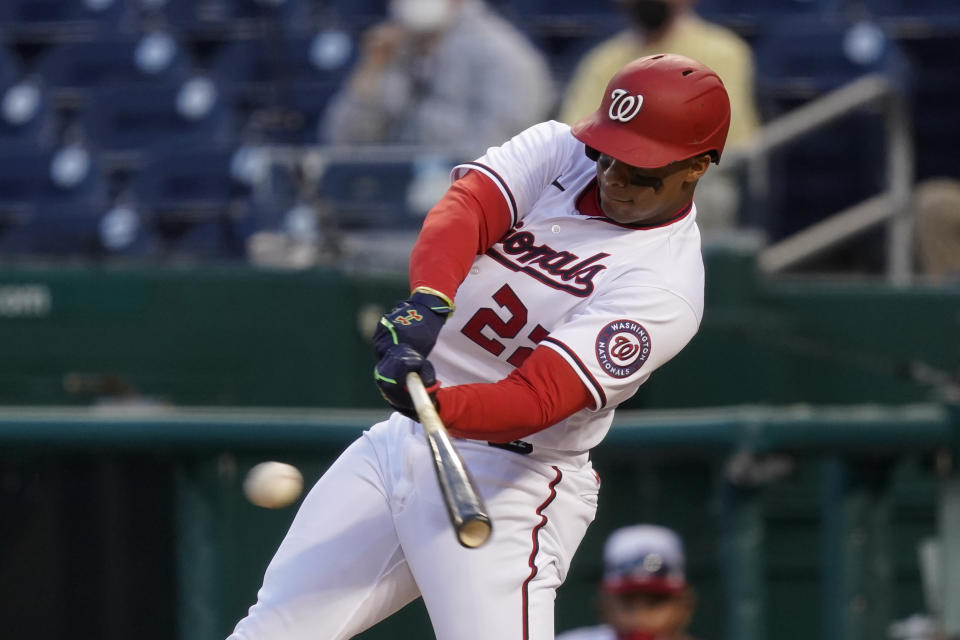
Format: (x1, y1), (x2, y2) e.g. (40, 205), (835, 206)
(0, 266), (407, 408)
(1, 249), (957, 411)
(1, 404), (958, 640)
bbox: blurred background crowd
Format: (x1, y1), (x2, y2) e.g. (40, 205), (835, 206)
(0, 0), (957, 279)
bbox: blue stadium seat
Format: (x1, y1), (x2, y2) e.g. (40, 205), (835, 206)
(864, 0), (960, 30)
(233, 198), (287, 239)
(210, 39), (286, 87)
(327, 0), (386, 28)
(96, 202), (156, 256)
(0, 80), (55, 153)
(161, 0), (303, 34)
(156, 216), (249, 259)
(276, 79), (343, 143)
(131, 146), (251, 214)
(128, 146), (259, 258)
(0, 203), (151, 257)
(0, 46), (18, 88)
(234, 80), (342, 144)
(83, 77), (233, 153)
(0, 147), (106, 211)
(753, 18), (909, 101)
(530, 31), (608, 86)
(319, 160), (419, 230)
(211, 32), (355, 85)
(211, 32), (354, 142)
(0, 0), (124, 34)
(509, 0), (617, 19)
(697, 0), (834, 28)
(36, 33), (192, 92)
(507, 0), (619, 32)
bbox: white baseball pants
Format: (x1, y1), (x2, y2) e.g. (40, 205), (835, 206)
(228, 412), (599, 640)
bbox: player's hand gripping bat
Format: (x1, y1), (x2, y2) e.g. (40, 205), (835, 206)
(406, 372), (493, 548)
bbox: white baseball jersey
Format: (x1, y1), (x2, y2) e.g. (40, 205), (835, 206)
(432, 120), (704, 454)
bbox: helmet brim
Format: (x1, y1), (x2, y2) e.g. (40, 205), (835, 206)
(571, 113), (714, 169)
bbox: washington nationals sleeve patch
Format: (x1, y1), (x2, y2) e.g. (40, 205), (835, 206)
(595, 320), (652, 378)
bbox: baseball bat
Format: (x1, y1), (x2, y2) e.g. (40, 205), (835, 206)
(406, 371), (493, 548)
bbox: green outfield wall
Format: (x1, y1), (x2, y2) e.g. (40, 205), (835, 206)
(1, 248), (957, 410)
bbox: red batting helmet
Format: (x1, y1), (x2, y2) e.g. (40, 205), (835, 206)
(571, 53), (731, 168)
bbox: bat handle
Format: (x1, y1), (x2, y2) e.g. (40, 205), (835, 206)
(406, 372), (493, 549)
(406, 371), (439, 429)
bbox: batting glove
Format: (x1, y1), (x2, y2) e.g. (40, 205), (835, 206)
(374, 344), (439, 420)
(373, 289), (453, 359)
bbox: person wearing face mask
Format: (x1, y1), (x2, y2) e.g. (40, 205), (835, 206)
(558, 1), (758, 234)
(557, 525), (699, 640)
(322, 0), (555, 157)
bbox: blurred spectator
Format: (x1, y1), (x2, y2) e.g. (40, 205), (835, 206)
(559, 0), (758, 149)
(557, 524), (698, 640)
(558, 1), (759, 234)
(914, 177), (960, 282)
(321, 0), (555, 157)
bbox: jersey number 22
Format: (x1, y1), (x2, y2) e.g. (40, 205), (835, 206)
(460, 284), (549, 368)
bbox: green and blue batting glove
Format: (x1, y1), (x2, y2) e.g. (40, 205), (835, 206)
(373, 287), (454, 359)
(374, 344), (439, 420)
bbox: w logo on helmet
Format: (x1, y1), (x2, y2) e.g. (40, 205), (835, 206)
(608, 88), (644, 122)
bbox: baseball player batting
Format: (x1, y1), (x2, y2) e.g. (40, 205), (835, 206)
(229, 53), (730, 640)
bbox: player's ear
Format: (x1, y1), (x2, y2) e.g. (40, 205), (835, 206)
(684, 154), (711, 182)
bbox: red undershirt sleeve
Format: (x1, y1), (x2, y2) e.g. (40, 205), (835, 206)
(435, 346), (594, 443)
(408, 171), (587, 441)
(408, 170), (512, 301)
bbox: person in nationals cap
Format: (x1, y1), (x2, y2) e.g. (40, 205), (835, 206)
(229, 54), (728, 640)
(557, 525), (698, 640)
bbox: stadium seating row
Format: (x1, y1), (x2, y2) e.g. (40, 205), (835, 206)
(0, 0), (958, 36)
(0, 141), (433, 259)
(0, 0), (956, 264)
(0, 14), (911, 151)
(0, 29), (353, 152)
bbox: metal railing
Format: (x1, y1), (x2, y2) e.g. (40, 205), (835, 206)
(721, 74), (915, 283)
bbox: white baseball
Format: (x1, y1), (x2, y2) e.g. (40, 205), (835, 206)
(243, 461), (304, 509)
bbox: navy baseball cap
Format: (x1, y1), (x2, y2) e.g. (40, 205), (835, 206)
(601, 525), (687, 595)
